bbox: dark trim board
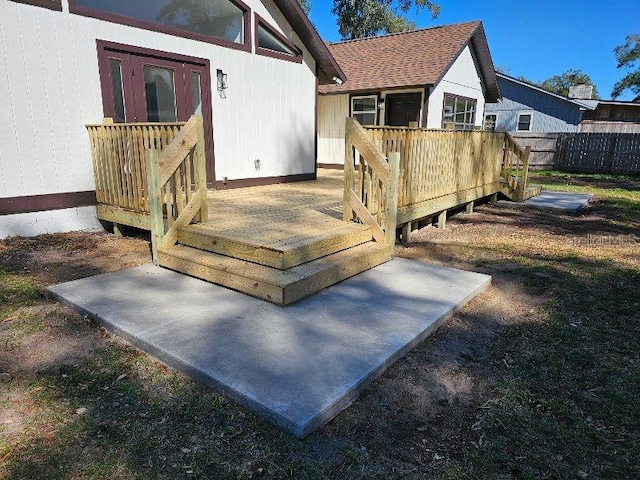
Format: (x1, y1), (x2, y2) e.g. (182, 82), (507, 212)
(10, 0), (62, 10)
(214, 173), (316, 189)
(1, 191), (97, 216)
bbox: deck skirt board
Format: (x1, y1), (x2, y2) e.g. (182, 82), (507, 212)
(158, 242), (391, 305)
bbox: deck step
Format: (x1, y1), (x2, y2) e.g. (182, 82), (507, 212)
(177, 221), (373, 270)
(500, 185), (542, 202)
(157, 241), (391, 306)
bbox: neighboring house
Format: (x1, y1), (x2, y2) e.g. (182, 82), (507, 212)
(0, 0), (344, 238)
(317, 21), (500, 166)
(484, 72), (594, 133)
(485, 72), (640, 133)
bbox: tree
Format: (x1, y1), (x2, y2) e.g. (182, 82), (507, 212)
(612, 34), (640, 102)
(298, 0), (312, 15)
(539, 69), (600, 99)
(332, 0), (440, 40)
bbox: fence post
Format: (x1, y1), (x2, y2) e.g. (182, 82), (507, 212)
(343, 118), (355, 223)
(147, 146), (164, 264)
(384, 151), (400, 254)
(193, 115), (209, 224)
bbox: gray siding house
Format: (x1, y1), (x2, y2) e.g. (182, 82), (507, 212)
(485, 72), (591, 132)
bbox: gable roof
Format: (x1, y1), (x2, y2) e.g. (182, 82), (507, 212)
(495, 72), (596, 109)
(274, 0), (345, 85)
(318, 21), (500, 101)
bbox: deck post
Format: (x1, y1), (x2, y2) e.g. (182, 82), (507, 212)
(516, 145), (531, 202)
(146, 146), (164, 264)
(465, 201), (474, 214)
(437, 210), (447, 229)
(343, 118), (355, 223)
(401, 222), (411, 245)
(384, 151), (400, 253)
(193, 115), (209, 223)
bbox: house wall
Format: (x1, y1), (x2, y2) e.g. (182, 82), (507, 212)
(317, 94), (350, 166)
(426, 46), (485, 129)
(0, 0), (317, 238)
(485, 76), (582, 132)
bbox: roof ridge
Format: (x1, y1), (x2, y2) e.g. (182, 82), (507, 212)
(327, 20), (481, 46)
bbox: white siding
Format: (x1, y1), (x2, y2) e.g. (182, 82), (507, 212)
(317, 94), (349, 165)
(426, 46), (485, 129)
(0, 0), (317, 237)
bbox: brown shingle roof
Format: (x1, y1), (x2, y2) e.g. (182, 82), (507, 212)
(319, 21), (499, 101)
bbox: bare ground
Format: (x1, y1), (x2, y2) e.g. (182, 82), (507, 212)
(1, 184), (638, 478)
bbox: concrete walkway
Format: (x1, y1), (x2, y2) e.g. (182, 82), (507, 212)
(48, 259), (490, 438)
(499, 190), (594, 212)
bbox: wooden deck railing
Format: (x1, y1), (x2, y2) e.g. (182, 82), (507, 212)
(87, 119), (185, 219)
(86, 115), (208, 261)
(354, 126), (534, 240)
(344, 118), (400, 250)
(364, 126), (506, 209)
(502, 133), (532, 202)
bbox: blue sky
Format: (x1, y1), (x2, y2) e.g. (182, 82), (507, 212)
(309, 0), (640, 100)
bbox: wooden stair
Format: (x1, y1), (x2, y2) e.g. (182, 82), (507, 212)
(157, 217), (391, 306)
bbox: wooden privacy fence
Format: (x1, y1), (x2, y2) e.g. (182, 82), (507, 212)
(555, 133), (640, 174)
(86, 115), (209, 260)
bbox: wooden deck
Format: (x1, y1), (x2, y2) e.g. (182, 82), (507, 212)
(86, 116), (536, 305)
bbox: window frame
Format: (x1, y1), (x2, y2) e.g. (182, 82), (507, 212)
(10, 0), (62, 11)
(441, 93), (477, 130)
(254, 13), (302, 63)
(517, 113), (532, 131)
(69, 0), (252, 52)
(350, 94), (379, 126)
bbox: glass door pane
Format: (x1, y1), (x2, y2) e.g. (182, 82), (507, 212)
(191, 72), (202, 115)
(143, 65), (177, 122)
(109, 59), (126, 122)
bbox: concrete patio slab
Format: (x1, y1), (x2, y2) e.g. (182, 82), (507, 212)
(498, 190), (594, 212)
(47, 259), (490, 438)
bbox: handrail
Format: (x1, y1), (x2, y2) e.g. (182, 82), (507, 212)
(503, 133), (531, 201)
(344, 118), (400, 251)
(146, 115), (209, 262)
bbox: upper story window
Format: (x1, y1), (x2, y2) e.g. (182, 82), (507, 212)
(254, 14), (301, 63)
(517, 114), (532, 131)
(10, 0), (62, 11)
(442, 94), (476, 130)
(351, 95), (378, 126)
(69, 0), (250, 51)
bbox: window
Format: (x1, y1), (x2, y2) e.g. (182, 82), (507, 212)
(10, 0), (62, 10)
(351, 96), (378, 126)
(517, 114), (532, 131)
(70, 0), (250, 50)
(254, 14), (301, 62)
(442, 94), (477, 130)
(484, 114), (497, 131)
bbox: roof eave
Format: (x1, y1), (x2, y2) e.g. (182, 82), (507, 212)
(273, 0), (346, 85)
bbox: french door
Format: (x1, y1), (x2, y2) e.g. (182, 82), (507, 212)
(97, 41), (215, 184)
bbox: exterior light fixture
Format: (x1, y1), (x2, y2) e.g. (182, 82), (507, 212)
(378, 101), (385, 110)
(217, 69), (228, 97)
